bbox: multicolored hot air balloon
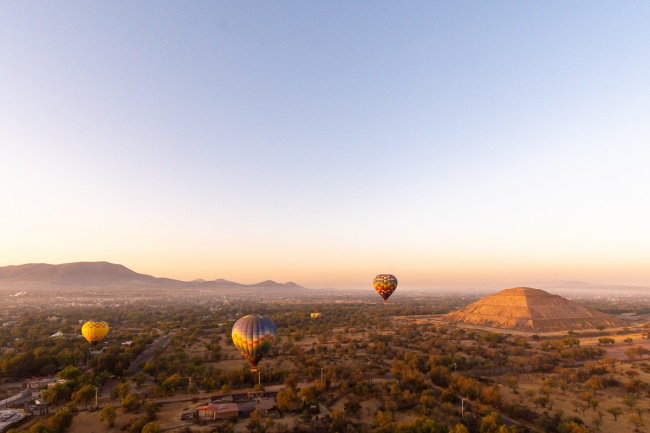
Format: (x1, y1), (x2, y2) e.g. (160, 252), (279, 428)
(81, 321), (109, 344)
(232, 314), (277, 371)
(373, 274), (398, 304)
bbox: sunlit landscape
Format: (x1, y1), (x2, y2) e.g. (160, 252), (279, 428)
(1, 263), (650, 432)
(3, 2), (650, 432)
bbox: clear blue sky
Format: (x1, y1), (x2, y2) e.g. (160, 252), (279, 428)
(2, 2), (649, 289)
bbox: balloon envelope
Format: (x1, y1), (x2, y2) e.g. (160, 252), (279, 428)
(82, 321), (109, 343)
(373, 274), (398, 303)
(232, 314), (277, 370)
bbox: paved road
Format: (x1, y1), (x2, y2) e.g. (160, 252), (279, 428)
(150, 380), (326, 405)
(129, 333), (175, 373)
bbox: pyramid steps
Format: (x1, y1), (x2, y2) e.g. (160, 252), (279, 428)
(442, 287), (627, 332)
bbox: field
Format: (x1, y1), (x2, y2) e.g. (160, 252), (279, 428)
(3, 291), (650, 433)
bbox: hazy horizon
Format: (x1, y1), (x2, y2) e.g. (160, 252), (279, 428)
(2, 3), (650, 290)
(2, 260), (650, 293)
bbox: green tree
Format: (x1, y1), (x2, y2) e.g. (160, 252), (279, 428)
(374, 410), (395, 433)
(144, 401), (160, 421)
(329, 409), (346, 432)
(299, 386), (317, 405)
(630, 413), (645, 432)
(506, 375), (518, 393)
(132, 372), (147, 387)
(284, 373), (298, 391)
(276, 388), (302, 412)
(71, 384), (96, 409)
(57, 366), (82, 381)
(28, 425), (53, 433)
(159, 373), (181, 396)
(246, 410), (267, 433)
(1, 352), (37, 379)
(578, 390), (593, 406)
(141, 422), (160, 433)
(394, 416), (448, 433)
(607, 406), (623, 421)
(480, 412), (502, 433)
(417, 390), (436, 416)
(129, 418), (148, 433)
(121, 394), (140, 412)
(481, 386), (502, 406)
(42, 383), (73, 406)
(562, 337), (580, 347)
(49, 408), (73, 433)
(558, 380), (569, 395)
(623, 394), (637, 410)
(557, 421), (589, 433)
(118, 381), (131, 399)
(590, 398), (599, 412)
(99, 404), (117, 427)
(585, 376), (603, 394)
(344, 399), (362, 417)
(533, 396), (550, 409)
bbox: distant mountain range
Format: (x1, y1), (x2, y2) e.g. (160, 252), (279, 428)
(0, 262), (309, 291)
(2, 263), (646, 295)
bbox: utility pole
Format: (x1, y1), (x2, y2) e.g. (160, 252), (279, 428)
(320, 367), (323, 383)
(95, 387), (99, 409)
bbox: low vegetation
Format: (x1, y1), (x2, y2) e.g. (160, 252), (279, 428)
(1, 291), (649, 432)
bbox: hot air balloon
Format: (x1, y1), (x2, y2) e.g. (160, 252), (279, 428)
(373, 274), (398, 304)
(81, 321), (109, 344)
(232, 314), (277, 372)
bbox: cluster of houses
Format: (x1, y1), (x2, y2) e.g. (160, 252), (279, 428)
(0, 376), (69, 431)
(182, 391), (281, 424)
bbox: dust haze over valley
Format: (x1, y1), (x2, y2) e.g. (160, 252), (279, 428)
(5, 263), (650, 332)
(0, 260), (647, 330)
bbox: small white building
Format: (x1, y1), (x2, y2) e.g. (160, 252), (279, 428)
(26, 377), (56, 389)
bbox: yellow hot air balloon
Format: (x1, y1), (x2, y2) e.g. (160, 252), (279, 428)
(82, 321), (109, 344)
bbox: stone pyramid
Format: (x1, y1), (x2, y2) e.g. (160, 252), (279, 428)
(442, 287), (627, 332)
